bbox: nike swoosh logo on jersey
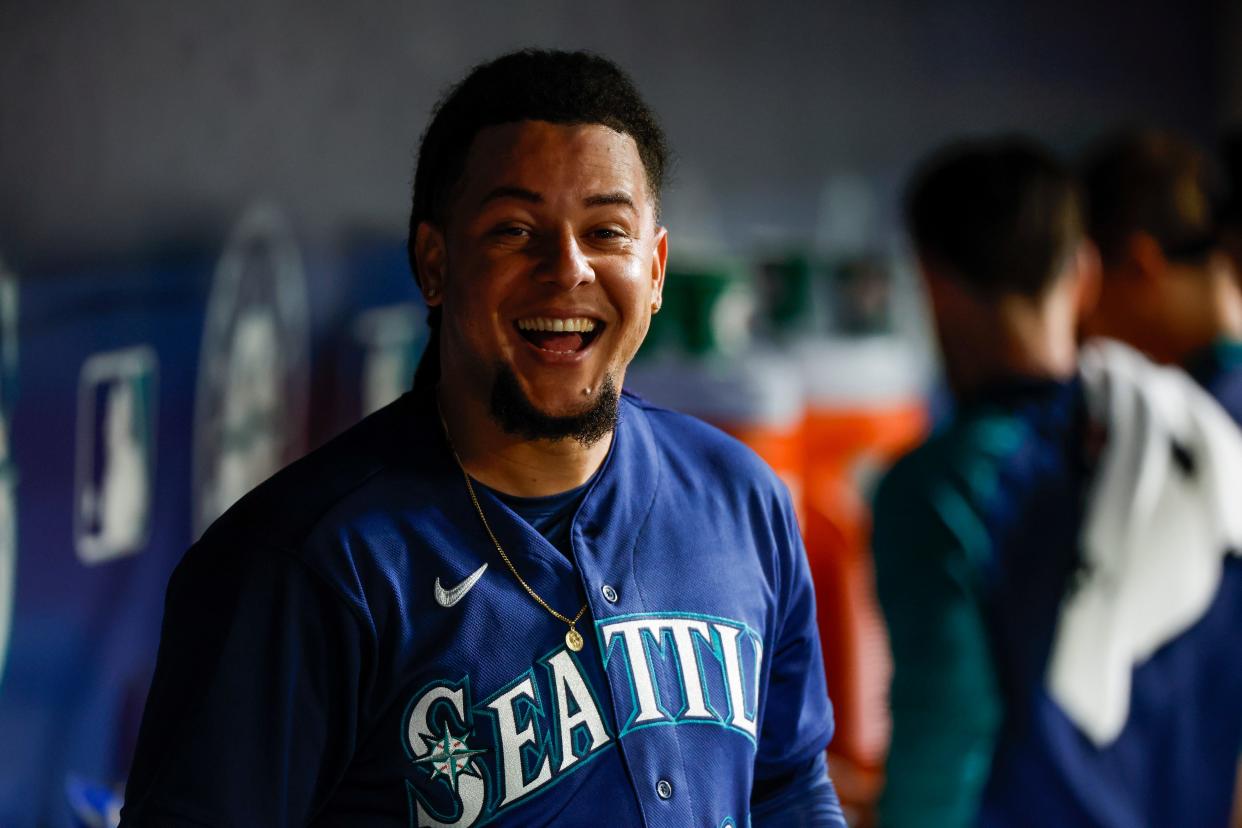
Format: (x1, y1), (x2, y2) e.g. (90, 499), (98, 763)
(434, 563), (488, 607)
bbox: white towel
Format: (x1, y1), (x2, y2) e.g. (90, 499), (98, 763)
(1047, 338), (1242, 746)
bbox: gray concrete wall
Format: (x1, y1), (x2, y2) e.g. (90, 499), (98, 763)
(0, 0), (1223, 268)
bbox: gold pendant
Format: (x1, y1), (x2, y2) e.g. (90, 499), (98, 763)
(565, 627), (584, 652)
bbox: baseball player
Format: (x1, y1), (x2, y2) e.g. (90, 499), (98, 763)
(119, 50), (845, 827)
(874, 137), (1242, 826)
(1081, 127), (1242, 827)
(1082, 128), (1242, 422)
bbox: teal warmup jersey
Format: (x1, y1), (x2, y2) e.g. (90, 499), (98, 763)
(875, 368), (1242, 827)
(119, 389), (843, 827)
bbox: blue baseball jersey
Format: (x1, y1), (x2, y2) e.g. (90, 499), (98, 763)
(874, 374), (1242, 827)
(119, 389), (842, 827)
(1187, 338), (1242, 423)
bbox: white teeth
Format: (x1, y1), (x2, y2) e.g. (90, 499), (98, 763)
(517, 317), (597, 333)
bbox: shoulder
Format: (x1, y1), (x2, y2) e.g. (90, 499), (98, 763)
(877, 413), (1030, 512)
(201, 393), (424, 553)
(622, 390), (789, 502)
(873, 408), (1043, 583)
(179, 393), (444, 635)
(1183, 338), (1242, 426)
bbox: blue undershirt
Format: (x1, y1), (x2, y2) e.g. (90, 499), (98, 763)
(484, 476), (593, 560)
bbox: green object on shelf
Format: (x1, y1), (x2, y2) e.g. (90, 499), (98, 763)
(656, 259), (753, 358)
(755, 250), (894, 339)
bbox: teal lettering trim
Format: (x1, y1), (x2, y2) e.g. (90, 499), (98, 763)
(406, 777), (464, 828)
(402, 676), (490, 827)
(474, 668), (554, 814)
(596, 610), (759, 638)
(472, 645), (619, 824)
(400, 675), (475, 762)
(537, 647), (615, 771)
(697, 624), (732, 724)
(729, 629), (763, 726)
(681, 623), (725, 723)
(640, 626), (683, 724)
(596, 611), (760, 747)
(598, 621), (639, 729)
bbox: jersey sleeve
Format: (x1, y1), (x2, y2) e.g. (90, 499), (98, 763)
(872, 459), (1002, 827)
(752, 484), (841, 820)
(118, 536), (370, 827)
(751, 751), (846, 827)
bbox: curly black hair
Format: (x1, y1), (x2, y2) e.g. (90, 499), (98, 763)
(407, 48), (668, 283)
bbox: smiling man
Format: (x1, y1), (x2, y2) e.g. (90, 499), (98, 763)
(119, 50), (844, 827)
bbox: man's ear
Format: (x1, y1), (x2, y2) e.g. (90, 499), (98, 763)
(650, 226), (669, 312)
(1072, 239), (1103, 323)
(415, 223), (447, 307)
(1125, 231), (1168, 287)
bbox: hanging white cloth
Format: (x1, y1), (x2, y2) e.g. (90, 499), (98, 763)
(1047, 338), (1242, 746)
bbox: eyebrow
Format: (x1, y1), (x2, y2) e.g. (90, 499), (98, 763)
(480, 186), (543, 206)
(478, 187), (637, 211)
(584, 192), (636, 210)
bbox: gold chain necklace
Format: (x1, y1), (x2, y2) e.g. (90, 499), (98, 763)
(438, 410), (589, 652)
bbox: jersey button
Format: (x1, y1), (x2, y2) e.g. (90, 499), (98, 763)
(656, 779), (673, 800)
(601, 584), (619, 603)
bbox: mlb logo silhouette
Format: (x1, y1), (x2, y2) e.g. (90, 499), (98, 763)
(74, 346), (158, 564)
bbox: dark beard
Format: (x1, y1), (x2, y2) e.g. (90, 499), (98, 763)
(489, 366), (619, 447)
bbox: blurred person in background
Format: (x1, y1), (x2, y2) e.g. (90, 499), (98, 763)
(1082, 128), (1242, 418)
(1081, 127), (1242, 828)
(118, 49), (845, 827)
(1222, 129), (1242, 283)
(873, 136), (1242, 826)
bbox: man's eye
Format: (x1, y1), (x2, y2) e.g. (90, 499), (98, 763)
(492, 225), (530, 238)
(591, 227), (629, 241)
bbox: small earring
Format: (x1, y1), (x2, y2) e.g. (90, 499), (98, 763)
(426, 286), (438, 298)
(652, 296), (662, 312)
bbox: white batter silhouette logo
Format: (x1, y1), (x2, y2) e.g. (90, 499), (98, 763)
(74, 346), (158, 564)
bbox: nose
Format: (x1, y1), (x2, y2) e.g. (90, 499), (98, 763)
(537, 228), (595, 290)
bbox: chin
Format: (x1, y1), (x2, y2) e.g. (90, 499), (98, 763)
(490, 366), (620, 445)
(515, 367), (609, 413)
(526, 388), (603, 418)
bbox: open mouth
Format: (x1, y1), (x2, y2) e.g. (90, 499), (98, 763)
(515, 316), (604, 354)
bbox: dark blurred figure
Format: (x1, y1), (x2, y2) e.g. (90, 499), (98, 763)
(1082, 129), (1242, 415)
(1082, 127), (1242, 828)
(1220, 129), (1242, 294)
(874, 136), (1242, 827)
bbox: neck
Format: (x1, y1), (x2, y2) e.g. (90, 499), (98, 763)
(1090, 257), (1242, 364)
(1205, 260), (1242, 345)
(946, 288), (1078, 397)
(436, 381), (613, 498)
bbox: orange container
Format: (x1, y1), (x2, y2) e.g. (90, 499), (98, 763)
(797, 338), (928, 819)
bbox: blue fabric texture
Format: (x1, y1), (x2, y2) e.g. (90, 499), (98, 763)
(485, 474), (595, 561)
(119, 389), (842, 827)
(876, 373), (1242, 827)
(750, 751), (846, 827)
